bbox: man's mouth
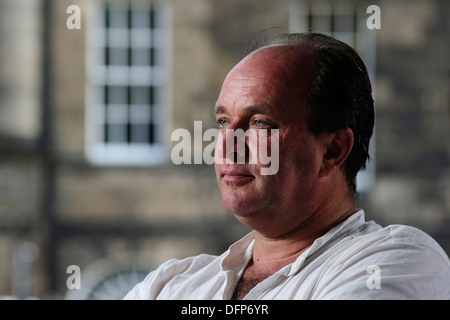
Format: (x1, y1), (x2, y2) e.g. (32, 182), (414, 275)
(221, 169), (254, 184)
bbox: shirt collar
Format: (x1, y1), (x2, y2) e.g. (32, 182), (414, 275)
(284, 209), (366, 276)
(221, 232), (254, 272)
(220, 209), (366, 276)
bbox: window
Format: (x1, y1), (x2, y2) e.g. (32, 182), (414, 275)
(86, 0), (171, 166)
(289, 0), (376, 194)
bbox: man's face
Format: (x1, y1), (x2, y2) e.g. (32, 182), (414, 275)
(214, 45), (324, 234)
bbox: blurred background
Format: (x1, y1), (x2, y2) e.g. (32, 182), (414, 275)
(0, 0), (448, 299)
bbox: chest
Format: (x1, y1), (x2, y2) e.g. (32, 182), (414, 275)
(231, 263), (281, 300)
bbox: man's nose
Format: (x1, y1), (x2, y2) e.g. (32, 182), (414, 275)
(220, 127), (250, 164)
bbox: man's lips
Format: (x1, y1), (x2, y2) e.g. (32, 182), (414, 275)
(221, 169), (254, 183)
(223, 173), (254, 180)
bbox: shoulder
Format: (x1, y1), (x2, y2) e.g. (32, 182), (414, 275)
(157, 254), (220, 275)
(316, 223), (450, 299)
(366, 223), (449, 266)
(123, 254), (219, 300)
(386, 223), (445, 245)
(323, 219), (450, 270)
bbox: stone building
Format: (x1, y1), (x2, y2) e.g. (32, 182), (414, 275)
(0, 0), (448, 299)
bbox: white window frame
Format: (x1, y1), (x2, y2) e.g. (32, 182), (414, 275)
(85, 0), (172, 166)
(289, 0), (376, 194)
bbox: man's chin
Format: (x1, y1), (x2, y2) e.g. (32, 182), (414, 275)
(221, 197), (248, 216)
(219, 185), (268, 217)
(221, 197), (259, 219)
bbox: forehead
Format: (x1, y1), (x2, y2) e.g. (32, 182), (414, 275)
(216, 45), (316, 114)
(235, 44), (315, 77)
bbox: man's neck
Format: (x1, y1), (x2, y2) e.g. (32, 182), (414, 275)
(251, 203), (357, 265)
(232, 198), (357, 300)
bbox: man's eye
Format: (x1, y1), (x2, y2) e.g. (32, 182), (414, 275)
(217, 118), (229, 128)
(253, 119), (271, 128)
(254, 120), (265, 127)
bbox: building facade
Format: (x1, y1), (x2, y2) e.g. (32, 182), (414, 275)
(0, 0), (449, 299)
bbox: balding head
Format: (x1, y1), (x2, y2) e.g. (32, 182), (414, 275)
(218, 44), (317, 125)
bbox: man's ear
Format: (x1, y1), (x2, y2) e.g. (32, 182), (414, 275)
(319, 128), (354, 178)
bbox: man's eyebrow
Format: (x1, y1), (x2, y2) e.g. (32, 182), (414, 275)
(214, 105), (226, 115)
(214, 104), (272, 116)
(246, 104), (272, 116)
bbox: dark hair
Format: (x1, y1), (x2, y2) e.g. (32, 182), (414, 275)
(257, 33), (374, 196)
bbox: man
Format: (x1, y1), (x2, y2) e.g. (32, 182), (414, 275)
(124, 33), (450, 299)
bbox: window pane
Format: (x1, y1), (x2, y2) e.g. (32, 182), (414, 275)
(334, 14), (354, 32)
(130, 86), (151, 104)
(131, 48), (150, 66)
(131, 124), (150, 143)
(108, 124), (127, 143)
(312, 14), (331, 32)
(109, 7), (128, 28)
(109, 48), (129, 66)
(131, 9), (150, 28)
(107, 86), (128, 104)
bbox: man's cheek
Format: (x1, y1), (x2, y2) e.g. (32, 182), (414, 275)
(259, 129), (280, 175)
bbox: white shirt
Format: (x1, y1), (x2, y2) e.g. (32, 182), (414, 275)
(123, 210), (450, 300)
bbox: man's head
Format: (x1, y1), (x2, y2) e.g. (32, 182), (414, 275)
(260, 33), (374, 196)
(214, 33), (374, 236)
